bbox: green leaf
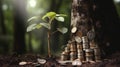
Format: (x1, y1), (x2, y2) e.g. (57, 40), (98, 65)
(42, 12), (56, 21)
(56, 14), (67, 17)
(57, 27), (68, 34)
(27, 16), (39, 22)
(55, 17), (65, 22)
(40, 23), (50, 29)
(35, 24), (42, 29)
(27, 23), (42, 32)
(27, 24), (37, 32)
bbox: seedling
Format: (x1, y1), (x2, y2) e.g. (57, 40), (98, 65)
(27, 12), (68, 57)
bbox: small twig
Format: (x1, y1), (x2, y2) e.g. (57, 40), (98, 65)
(52, 30), (58, 35)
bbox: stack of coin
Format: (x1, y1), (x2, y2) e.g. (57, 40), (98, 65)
(89, 40), (96, 49)
(70, 51), (77, 61)
(82, 36), (89, 50)
(77, 50), (85, 61)
(94, 47), (101, 62)
(61, 51), (68, 61)
(77, 43), (83, 50)
(85, 49), (94, 61)
(70, 42), (77, 52)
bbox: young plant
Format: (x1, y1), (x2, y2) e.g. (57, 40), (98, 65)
(27, 12), (68, 57)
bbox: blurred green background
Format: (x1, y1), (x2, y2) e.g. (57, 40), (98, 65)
(0, 0), (71, 56)
(0, 0), (120, 56)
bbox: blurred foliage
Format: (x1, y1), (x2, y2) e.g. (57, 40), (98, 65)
(0, 0), (71, 55)
(114, 1), (120, 17)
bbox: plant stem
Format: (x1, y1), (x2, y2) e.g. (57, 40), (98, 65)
(47, 30), (51, 57)
(52, 30), (58, 35)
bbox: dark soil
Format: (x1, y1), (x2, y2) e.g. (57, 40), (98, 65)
(0, 52), (120, 67)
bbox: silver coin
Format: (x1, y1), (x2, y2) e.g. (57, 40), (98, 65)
(87, 30), (95, 40)
(71, 27), (77, 33)
(75, 36), (82, 43)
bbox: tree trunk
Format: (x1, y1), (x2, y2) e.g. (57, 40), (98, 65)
(0, 0), (9, 54)
(71, 0), (93, 36)
(70, 0), (120, 58)
(61, 0), (120, 61)
(61, 0), (103, 61)
(0, 0), (6, 35)
(12, 0), (27, 54)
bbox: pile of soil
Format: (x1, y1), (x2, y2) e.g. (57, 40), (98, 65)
(0, 52), (120, 67)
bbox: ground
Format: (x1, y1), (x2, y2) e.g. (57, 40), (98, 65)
(0, 52), (120, 67)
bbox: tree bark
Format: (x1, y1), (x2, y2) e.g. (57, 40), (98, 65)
(71, 0), (93, 35)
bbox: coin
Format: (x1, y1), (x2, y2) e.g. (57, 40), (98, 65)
(71, 27), (77, 33)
